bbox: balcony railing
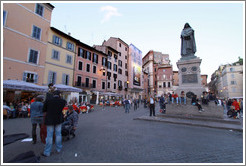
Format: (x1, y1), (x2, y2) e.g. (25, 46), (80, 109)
(75, 82), (96, 89)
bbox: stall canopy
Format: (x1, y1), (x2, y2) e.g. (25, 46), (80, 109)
(54, 84), (82, 93)
(3, 80), (48, 92)
(99, 92), (122, 97)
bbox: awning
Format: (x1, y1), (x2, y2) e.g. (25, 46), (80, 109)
(99, 92), (123, 97)
(3, 80), (48, 92)
(54, 84), (82, 93)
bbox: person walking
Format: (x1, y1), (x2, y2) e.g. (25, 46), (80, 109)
(30, 95), (44, 144)
(42, 90), (67, 157)
(148, 95), (156, 116)
(124, 98), (130, 113)
(134, 98), (137, 111)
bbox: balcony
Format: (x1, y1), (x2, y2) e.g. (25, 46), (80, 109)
(75, 82), (95, 89)
(118, 86), (123, 91)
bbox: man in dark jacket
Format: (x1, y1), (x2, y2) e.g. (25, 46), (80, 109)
(42, 90), (66, 157)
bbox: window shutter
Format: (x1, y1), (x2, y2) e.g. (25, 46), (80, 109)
(48, 71), (52, 84)
(34, 74), (38, 83)
(62, 74), (65, 84)
(54, 72), (57, 84)
(22, 72), (27, 81)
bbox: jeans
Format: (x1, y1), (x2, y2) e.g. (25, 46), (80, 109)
(172, 97), (178, 104)
(179, 97), (186, 104)
(125, 104), (130, 113)
(44, 124), (62, 156)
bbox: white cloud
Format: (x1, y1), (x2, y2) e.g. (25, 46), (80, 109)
(100, 6), (122, 23)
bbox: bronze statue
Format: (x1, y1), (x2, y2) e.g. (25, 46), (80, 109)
(181, 23), (196, 57)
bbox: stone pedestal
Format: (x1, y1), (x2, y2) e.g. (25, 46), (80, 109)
(176, 56), (205, 98)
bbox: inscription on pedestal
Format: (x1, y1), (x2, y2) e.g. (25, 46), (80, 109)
(182, 74), (198, 83)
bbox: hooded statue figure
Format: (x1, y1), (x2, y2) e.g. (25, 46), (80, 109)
(181, 23), (196, 57)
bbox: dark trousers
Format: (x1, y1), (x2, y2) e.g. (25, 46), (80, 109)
(149, 104), (155, 116)
(32, 124), (41, 142)
(134, 104), (137, 110)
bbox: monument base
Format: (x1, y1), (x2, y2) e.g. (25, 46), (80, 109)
(176, 56), (205, 98)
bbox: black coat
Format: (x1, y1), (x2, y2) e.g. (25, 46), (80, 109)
(43, 95), (66, 125)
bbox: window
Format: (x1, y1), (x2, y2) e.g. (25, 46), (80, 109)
(108, 51), (112, 56)
(87, 51), (91, 60)
(125, 63), (127, 69)
(231, 81), (237, 85)
(119, 43), (121, 47)
(108, 62), (112, 70)
(114, 64), (117, 72)
(66, 55), (72, 64)
(93, 66), (97, 74)
(66, 42), (74, 51)
(35, 4), (44, 16)
(102, 82), (105, 89)
(114, 83), (116, 89)
(78, 61), (83, 71)
(78, 48), (84, 57)
(77, 76), (82, 86)
(108, 82), (110, 89)
(125, 55), (127, 60)
(230, 67), (235, 72)
(231, 87), (236, 93)
(32, 25), (41, 40)
(48, 71), (57, 84)
(118, 80), (122, 87)
(118, 60), (122, 67)
(86, 78), (89, 87)
(86, 64), (90, 72)
(118, 68), (122, 74)
(163, 69), (166, 72)
(125, 71), (128, 76)
(102, 57), (107, 66)
(92, 53), (98, 63)
(119, 52), (121, 56)
(92, 80), (96, 88)
(53, 35), (62, 46)
(28, 49), (39, 64)
(52, 49), (60, 60)
(168, 82), (171, 87)
(125, 47), (127, 51)
(163, 82), (166, 88)
(3, 10), (7, 26)
(231, 74), (235, 78)
(62, 74), (69, 85)
(23, 72), (38, 83)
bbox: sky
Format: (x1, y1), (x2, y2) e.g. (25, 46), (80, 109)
(50, 1), (244, 81)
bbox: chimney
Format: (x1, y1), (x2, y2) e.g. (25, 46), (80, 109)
(68, 32), (71, 36)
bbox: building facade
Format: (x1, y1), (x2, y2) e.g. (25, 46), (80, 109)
(3, 3), (54, 85)
(210, 64), (243, 99)
(101, 37), (129, 98)
(142, 50), (170, 97)
(75, 42), (108, 104)
(157, 64), (173, 96)
(43, 27), (77, 101)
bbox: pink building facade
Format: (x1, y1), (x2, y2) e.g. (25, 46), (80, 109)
(74, 42), (107, 104)
(3, 3), (54, 85)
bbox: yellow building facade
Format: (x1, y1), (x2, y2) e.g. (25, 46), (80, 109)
(43, 27), (77, 87)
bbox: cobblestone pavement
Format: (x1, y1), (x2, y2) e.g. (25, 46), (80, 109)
(3, 104), (244, 164)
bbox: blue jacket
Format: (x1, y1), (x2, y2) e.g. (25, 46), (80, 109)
(30, 101), (43, 118)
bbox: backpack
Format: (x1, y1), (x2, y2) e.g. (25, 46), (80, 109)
(124, 100), (129, 104)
